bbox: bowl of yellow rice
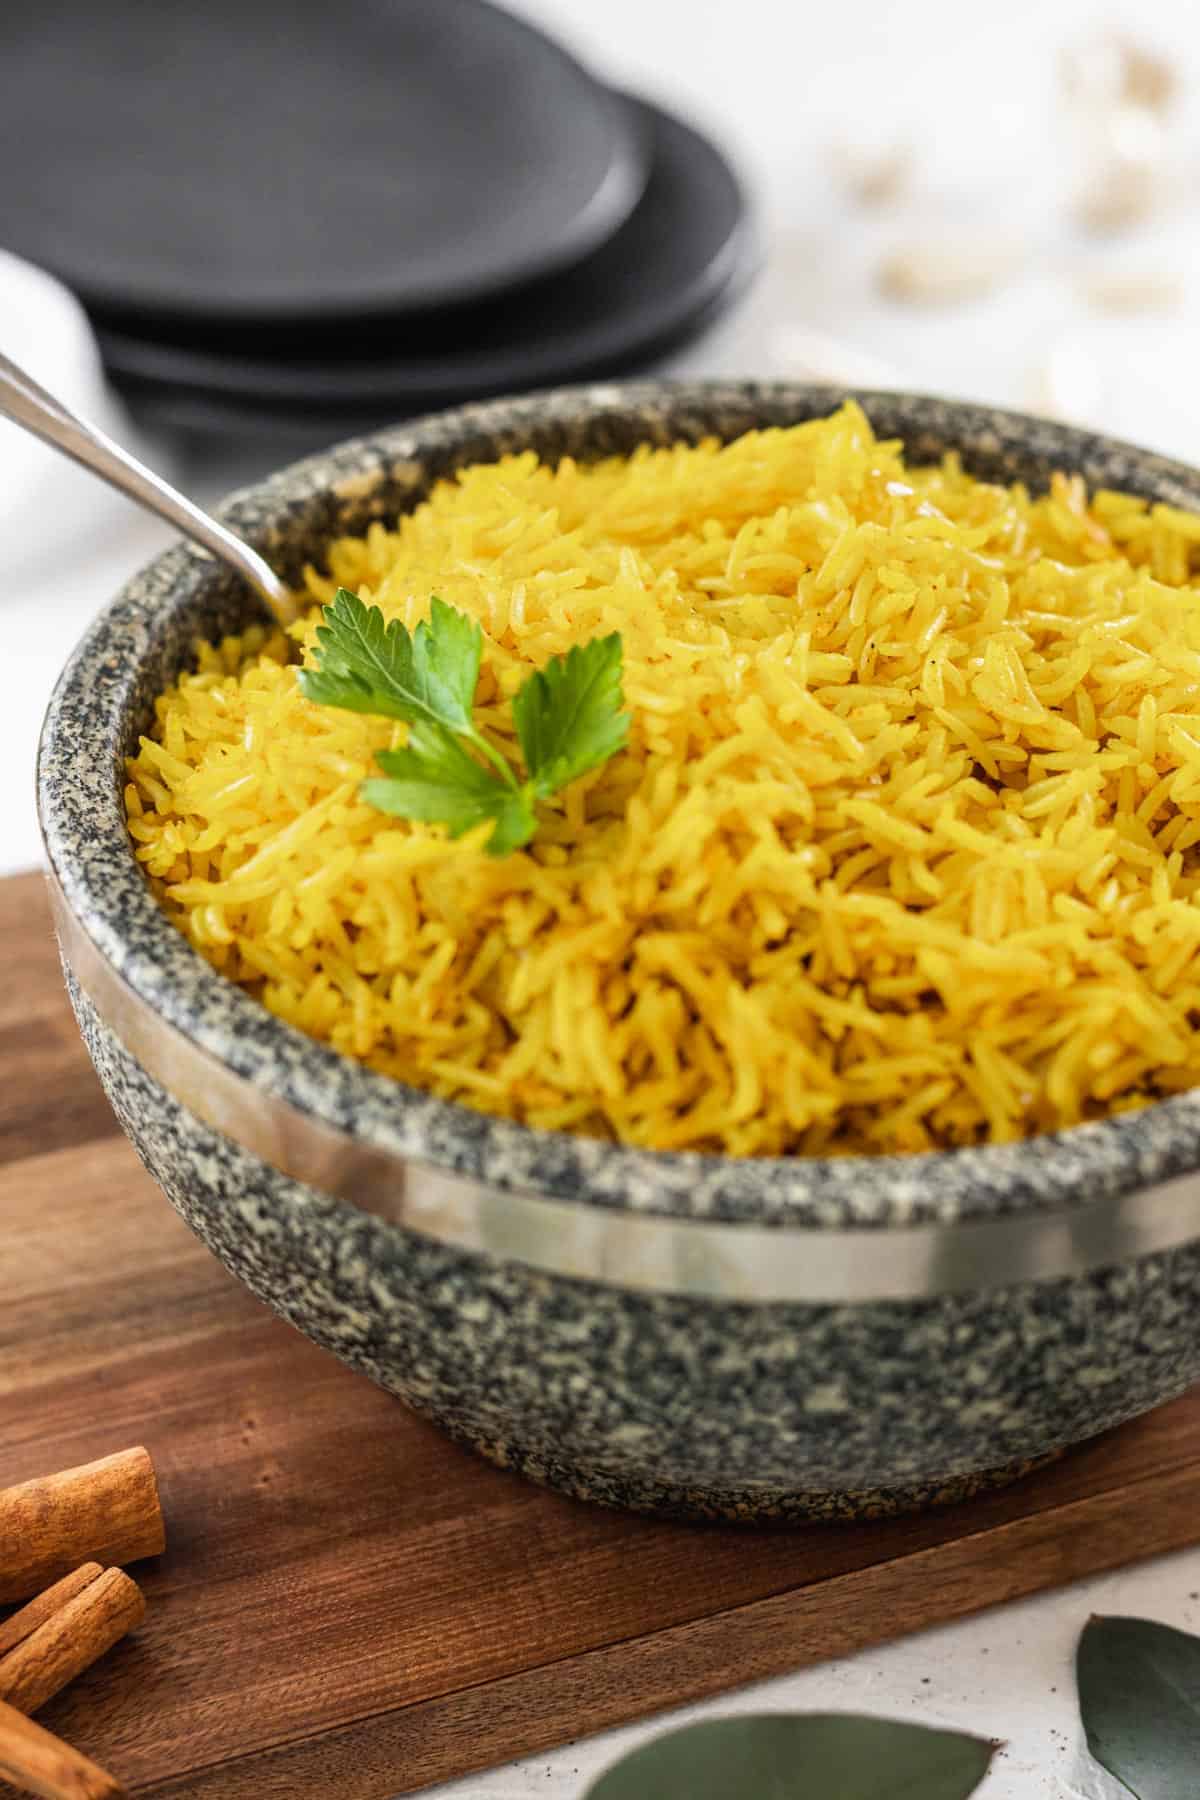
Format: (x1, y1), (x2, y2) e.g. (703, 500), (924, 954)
(37, 381), (1200, 1520)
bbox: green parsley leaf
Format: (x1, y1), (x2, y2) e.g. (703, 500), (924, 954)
(300, 589), (628, 856)
(363, 720), (537, 856)
(512, 633), (629, 799)
(298, 589), (482, 736)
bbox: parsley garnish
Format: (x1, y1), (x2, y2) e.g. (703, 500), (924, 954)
(298, 589), (629, 855)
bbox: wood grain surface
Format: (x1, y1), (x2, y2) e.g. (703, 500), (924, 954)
(5, 868), (1200, 1797)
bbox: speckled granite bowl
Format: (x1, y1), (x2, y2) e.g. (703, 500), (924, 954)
(37, 382), (1200, 1522)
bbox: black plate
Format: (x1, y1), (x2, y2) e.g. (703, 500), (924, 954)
(0, 0), (645, 325)
(99, 96), (756, 430)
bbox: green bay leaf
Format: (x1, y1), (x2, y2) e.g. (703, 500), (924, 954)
(1079, 1615), (1200, 1799)
(583, 1714), (994, 1800)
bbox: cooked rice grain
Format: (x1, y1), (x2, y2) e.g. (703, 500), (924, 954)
(126, 404), (1200, 1154)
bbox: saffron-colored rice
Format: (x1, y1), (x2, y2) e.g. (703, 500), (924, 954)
(125, 403), (1200, 1155)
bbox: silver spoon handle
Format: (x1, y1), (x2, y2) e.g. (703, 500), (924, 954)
(0, 350), (294, 623)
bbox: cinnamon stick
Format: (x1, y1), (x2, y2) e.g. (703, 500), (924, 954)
(0, 1696), (125, 1799)
(0, 1565), (103, 1659)
(0, 1568), (145, 1715)
(0, 1449), (164, 1604)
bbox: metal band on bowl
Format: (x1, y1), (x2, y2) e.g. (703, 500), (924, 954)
(50, 874), (1200, 1304)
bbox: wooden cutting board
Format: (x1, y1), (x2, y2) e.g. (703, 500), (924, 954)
(6, 866), (1200, 1798)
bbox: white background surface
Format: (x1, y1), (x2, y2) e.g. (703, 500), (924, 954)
(7, 1), (1200, 1793)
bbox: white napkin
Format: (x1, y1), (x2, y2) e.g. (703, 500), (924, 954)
(0, 253), (178, 873)
(0, 249), (173, 583)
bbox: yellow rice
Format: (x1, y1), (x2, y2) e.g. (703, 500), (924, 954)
(125, 403), (1200, 1155)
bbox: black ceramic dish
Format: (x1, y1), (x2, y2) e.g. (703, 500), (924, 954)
(37, 382), (1200, 1523)
(0, 0), (646, 325)
(98, 99), (754, 436)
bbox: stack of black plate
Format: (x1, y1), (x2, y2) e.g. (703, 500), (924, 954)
(0, 0), (755, 440)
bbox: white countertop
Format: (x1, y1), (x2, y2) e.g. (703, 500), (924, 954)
(7, 0), (1200, 1792)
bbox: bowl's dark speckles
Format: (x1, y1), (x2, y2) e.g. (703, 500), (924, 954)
(37, 381), (1200, 1521)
